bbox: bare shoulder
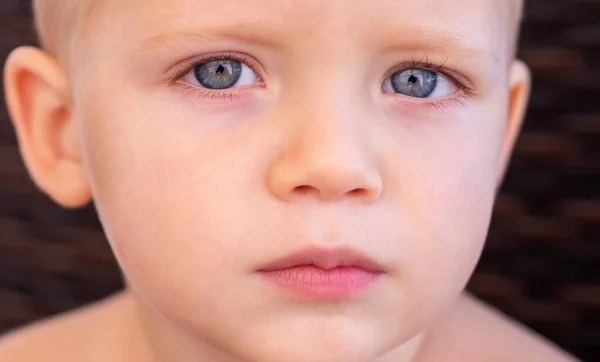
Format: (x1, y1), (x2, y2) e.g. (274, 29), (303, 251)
(0, 292), (131, 362)
(419, 292), (581, 362)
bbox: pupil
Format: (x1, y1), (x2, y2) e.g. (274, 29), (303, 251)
(408, 75), (419, 85)
(216, 65), (225, 74)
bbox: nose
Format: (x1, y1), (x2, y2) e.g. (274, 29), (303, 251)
(267, 103), (383, 203)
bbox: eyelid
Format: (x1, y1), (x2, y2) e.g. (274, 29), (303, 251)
(168, 51), (266, 87)
(384, 57), (475, 96)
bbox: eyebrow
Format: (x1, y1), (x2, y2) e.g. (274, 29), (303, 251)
(379, 29), (500, 65)
(139, 25), (500, 65)
(139, 25), (282, 52)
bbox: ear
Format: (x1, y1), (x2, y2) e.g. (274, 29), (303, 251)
(3, 46), (92, 208)
(497, 59), (531, 188)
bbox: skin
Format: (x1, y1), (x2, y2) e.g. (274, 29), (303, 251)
(0, 0), (579, 361)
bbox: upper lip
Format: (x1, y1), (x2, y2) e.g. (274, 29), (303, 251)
(258, 246), (385, 272)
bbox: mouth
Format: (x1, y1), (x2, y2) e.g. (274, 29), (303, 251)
(257, 246), (385, 299)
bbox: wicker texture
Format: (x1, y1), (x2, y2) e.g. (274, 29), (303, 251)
(0, 0), (598, 360)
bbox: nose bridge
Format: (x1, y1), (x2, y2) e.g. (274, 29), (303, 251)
(283, 52), (368, 155)
(292, 96), (364, 167)
(289, 54), (366, 138)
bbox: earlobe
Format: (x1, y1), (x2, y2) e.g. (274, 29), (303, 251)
(497, 59), (532, 188)
(3, 46), (92, 208)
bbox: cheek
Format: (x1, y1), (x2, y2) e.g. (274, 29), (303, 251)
(384, 102), (506, 306)
(75, 87), (263, 303)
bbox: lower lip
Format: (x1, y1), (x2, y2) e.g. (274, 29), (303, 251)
(259, 265), (381, 299)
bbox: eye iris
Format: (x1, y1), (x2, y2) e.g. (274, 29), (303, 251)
(391, 69), (438, 98)
(195, 60), (242, 89)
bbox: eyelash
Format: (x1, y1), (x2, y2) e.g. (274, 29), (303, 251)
(169, 52), (264, 102)
(169, 54), (474, 107)
(386, 56), (473, 109)
(393, 56), (474, 93)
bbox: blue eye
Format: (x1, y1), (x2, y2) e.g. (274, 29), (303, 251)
(384, 68), (458, 98)
(184, 59), (258, 90)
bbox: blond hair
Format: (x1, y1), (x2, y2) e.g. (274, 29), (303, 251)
(32, 0), (98, 65)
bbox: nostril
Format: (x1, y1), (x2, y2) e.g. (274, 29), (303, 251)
(293, 185), (317, 196)
(291, 185), (372, 200)
(348, 188), (369, 198)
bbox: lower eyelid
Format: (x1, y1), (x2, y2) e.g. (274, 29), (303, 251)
(422, 96), (468, 110)
(399, 93), (469, 110)
(171, 81), (256, 103)
(172, 86), (465, 106)
(384, 89), (466, 104)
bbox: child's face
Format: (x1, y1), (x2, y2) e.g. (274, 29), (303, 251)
(34, 0), (526, 360)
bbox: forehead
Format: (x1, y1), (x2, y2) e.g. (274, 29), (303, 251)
(124, 0), (510, 27)
(83, 0), (517, 59)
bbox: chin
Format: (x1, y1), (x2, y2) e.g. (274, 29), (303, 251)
(224, 323), (389, 362)
(238, 343), (375, 362)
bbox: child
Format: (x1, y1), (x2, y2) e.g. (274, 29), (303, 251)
(0, 0), (579, 361)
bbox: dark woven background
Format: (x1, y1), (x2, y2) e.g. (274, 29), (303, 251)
(1, 0), (599, 360)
